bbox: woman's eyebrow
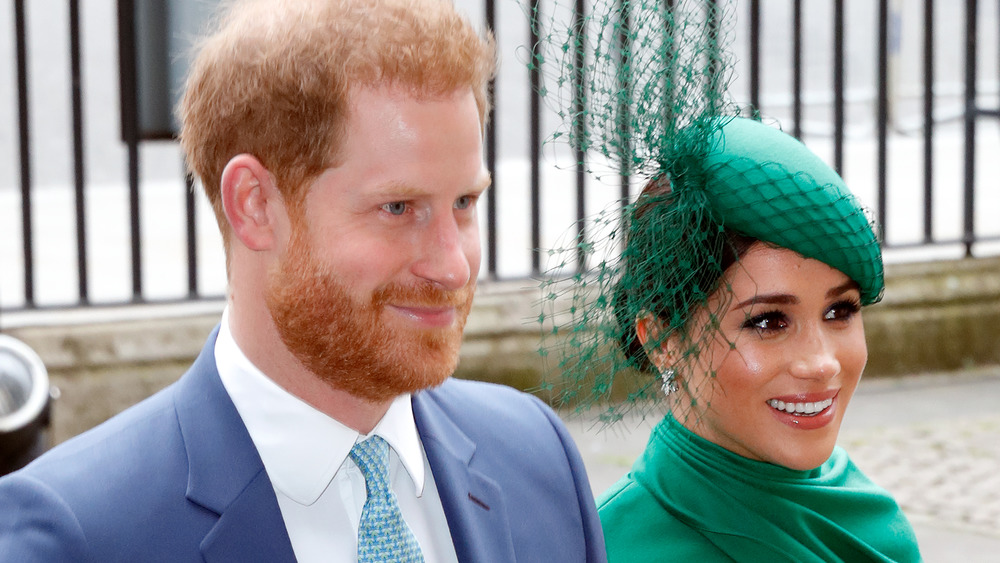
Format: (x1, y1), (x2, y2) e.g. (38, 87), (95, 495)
(734, 280), (860, 310)
(827, 280), (861, 298)
(734, 293), (797, 310)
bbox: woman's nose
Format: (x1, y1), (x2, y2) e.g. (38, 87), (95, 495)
(788, 329), (841, 380)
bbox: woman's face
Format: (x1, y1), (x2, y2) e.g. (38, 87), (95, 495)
(655, 243), (868, 470)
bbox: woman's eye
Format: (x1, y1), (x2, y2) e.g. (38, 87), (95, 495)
(743, 311), (788, 334)
(382, 201), (407, 216)
(455, 195), (474, 210)
(824, 300), (861, 321)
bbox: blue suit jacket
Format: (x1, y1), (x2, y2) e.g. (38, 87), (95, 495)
(0, 328), (606, 562)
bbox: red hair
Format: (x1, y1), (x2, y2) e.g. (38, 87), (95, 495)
(177, 0), (497, 249)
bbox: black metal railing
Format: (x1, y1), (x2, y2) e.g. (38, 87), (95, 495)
(13, 0), (33, 308)
(2, 0), (998, 316)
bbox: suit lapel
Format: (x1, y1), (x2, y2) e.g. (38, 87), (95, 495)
(173, 327), (297, 563)
(198, 471), (295, 562)
(413, 388), (516, 563)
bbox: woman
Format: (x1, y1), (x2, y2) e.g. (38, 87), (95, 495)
(586, 117), (922, 561)
(530, 2), (921, 559)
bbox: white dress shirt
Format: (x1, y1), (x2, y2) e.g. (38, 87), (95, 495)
(215, 309), (458, 563)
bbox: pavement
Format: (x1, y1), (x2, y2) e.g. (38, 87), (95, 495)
(563, 368), (1000, 562)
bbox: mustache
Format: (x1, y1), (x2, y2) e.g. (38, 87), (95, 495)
(372, 281), (475, 308)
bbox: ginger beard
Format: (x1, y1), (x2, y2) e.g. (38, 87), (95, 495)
(265, 228), (475, 403)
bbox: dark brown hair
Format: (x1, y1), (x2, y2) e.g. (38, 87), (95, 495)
(617, 175), (757, 373)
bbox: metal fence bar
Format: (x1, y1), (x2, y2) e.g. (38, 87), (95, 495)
(126, 149), (142, 299)
(14, 0), (34, 307)
(485, 0), (498, 278)
(876, 0), (888, 240)
(184, 172), (198, 297)
(963, 0), (977, 256)
(707, 0), (720, 87)
(792, 0), (803, 140)
(573, 0), (587, 272)
(833, 0), (845, 175)
(529, 0), (542, 274)
(69, 0), (89, 304)
(923, 0), (935, 244)
(617, 0), (632, 204)
(116, 0), (144, 298)
(662, 0), (677, 139)
(748, 0), (761, 115)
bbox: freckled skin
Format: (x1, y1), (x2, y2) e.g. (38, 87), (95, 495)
(662, 244), (868, 471)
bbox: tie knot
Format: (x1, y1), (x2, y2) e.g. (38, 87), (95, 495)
(349, 435), (391, 496)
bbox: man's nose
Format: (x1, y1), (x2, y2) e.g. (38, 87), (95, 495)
(410, 214), (473, 291)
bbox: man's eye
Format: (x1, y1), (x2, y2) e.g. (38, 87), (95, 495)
(382, 202), (407, 215)
(455, 195), (474, 210)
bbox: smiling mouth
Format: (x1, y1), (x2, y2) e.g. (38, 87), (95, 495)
(388, 305), (457, 327)
(766, 398), (834, 417)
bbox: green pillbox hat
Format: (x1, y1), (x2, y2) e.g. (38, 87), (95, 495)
(701, 118), (884, 305)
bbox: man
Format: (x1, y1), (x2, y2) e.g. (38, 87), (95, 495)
(0, 1), (606, 561)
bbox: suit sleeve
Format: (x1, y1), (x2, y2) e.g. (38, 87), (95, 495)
(0, 473), (92, 562)
(529, 396), (609, 563)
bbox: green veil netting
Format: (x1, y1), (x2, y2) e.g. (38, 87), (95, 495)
(531, 0), (884, 424)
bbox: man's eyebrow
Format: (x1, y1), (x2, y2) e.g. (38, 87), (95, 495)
(370, 182), (424, 198)
(370, 173), (493, 198)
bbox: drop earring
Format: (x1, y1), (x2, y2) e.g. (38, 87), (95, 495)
(660, 368), (678, 396)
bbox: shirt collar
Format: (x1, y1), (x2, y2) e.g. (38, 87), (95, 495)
(215, 308), (425, 505)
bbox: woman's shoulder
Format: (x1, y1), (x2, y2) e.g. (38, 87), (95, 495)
(598, 475), (730, 562)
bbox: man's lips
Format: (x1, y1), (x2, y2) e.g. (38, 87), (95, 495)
(387, 305), (457, 327)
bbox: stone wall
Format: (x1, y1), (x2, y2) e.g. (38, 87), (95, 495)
(5, 256), (1000, 445)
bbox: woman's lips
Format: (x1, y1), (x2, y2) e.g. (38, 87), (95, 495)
(766, 397), (833, 415)
(766, 390), (840, 430)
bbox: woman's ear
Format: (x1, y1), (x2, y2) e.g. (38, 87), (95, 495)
(220, 154), (285, 251)
(636, 314), (675, 371)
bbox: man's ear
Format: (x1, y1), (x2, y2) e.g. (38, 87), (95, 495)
(220, 154), (284, 251)
(636, 314), (675, 371)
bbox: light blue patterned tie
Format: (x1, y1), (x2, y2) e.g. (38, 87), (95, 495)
(349, 436), (425, 562)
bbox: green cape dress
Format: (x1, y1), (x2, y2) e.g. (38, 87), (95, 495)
(598, 415), (922, 562)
